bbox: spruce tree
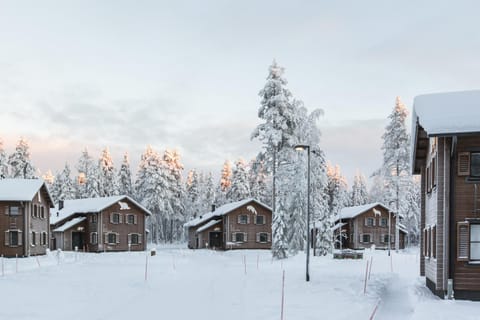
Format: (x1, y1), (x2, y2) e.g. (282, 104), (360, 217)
(76, 148), (101, 198)
(98, 147), (119, 197)
(350, 172), (369, 206)
(227, 158), (250, 201)
(0, 139), (8, 179)
(118, 152), (133, 197)
(8, 137), (36, 179)
(51, 163), (76, 204)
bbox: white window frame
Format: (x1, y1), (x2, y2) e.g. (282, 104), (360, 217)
(90, 232), (98, 244)
(255, 215), (265, 225)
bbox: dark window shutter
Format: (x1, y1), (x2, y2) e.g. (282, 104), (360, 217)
(4, 230), (9, 246)
(18, 231), (23, 246)
(458, 222), (469, 261)
(458, 152), (470, 176)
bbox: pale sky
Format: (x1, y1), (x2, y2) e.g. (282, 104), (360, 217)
(1, 0), (480, 185)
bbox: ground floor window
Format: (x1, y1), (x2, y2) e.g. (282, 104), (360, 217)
(381, 234), (390, 243)
(361, 234), (371, 243)
(31, 231), (36, 246)
(106, 233), (119, 245)
(471, 224), (480, 260)
(256, 232), (270, 243)
(4, 230), (22, 246)
(233, 232), (246, 243)
(90, 232), (98, 244)
(42, 232), (47, 246)
(128, 233), (141, 245)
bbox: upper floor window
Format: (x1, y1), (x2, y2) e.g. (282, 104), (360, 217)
(255, 215), (265, 225)
(127, 214), (136, 224)
(365, 217), (375, 227)
(111, 213), (121, 224)
(9, 206), (20, 215)
(458, 152), (480, 180)
(238, 215), (249, 224)
(33, 205), (37, 218)
(90, 214), (97, 223)
(40, 206), (45, 219)
(380, 218), (388, 227)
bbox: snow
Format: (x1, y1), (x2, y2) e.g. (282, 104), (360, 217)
(413, 90), (480, 136)
(0, 247), (477, 320)
(339, 202), (391, 220)
(184, 198), (271, 228)
(50, 195), (151, 225)
(0, 178), (48, 201)
(195, 219), (221, 233)
(52, 217), (86, 232)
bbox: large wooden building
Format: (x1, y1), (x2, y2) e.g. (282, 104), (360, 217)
(412, 90), (480, 300)
(0, 179), (54, 257)
(333, 203), (406, 250)
(51, 195), (150, 252)
(184, 199), (272, 250)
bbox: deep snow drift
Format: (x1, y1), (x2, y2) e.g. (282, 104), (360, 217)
(0, 247), (477, 319)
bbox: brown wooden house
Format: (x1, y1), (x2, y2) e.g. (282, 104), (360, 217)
(184, 198), (272, 250)
(50, 195), (151, 252)
(412, 90), (480, 300)
(333, 203), (406, 250)
(0, 179), (54, 257)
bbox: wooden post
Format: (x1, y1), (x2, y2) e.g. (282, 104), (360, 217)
(368, 256), (373, 280)
(364, 260), (369, 294)
(243, 254), (247, 275)
(145, 252), (149, 282)
(36, 256), (41, 268)
(280, 270), (285, 320)
(15, 254), (18, 273)
(390, 254), (393, 272)
(172, 255), (176, 271)
(257, 254), (259, 270)
(1, 255), (4, 277)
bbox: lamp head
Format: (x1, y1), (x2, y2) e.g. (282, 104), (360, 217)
(294, 144), (309, 151)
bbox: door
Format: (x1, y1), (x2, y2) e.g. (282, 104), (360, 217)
(209, 232), (223, 249)
(71, 232), (84, 251)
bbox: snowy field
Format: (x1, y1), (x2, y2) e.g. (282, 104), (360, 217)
(0, 246), (478, 320)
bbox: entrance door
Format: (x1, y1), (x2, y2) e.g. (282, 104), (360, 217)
(72, 232), (84, 251)
(209, 232), (223, 249)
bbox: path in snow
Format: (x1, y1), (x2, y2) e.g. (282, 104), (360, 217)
(375, 273), (415, 320)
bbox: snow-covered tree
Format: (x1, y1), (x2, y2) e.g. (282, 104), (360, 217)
(350, 172), (369, 206)
(227, 158), (250, 201)
(327, 164), (349, 217)
(0, 139), (9, 179)
(8, 137), (36, 178)
(118, 152), (133, 197)
(202, 172), (216, 211)
(51, 163), (76, 204)
(248, 158), (271, 205)
(217, 160), (232, 205)
(76, 148), (101, 198)
(98, 147), (119, 197)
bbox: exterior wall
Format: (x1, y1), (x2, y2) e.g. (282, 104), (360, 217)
(349, 206), (398, 250)
(197, 223), (222, 249)
(99, 199), (147, 252)
(420, 165), (426, 276)
(224, 201), (272, 250)
(28, 189), (50, 256)
(0, 201), (26, 257)
(187, 227), (196, 249)
(453, 135), (480, 295)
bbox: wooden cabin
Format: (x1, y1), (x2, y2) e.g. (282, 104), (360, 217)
(51, 195), (150, 252)
(333, 203), (406, 250)
(412, 90), (480, 300)
(0, 179), (54, 257)
(184, 198), (272, 250)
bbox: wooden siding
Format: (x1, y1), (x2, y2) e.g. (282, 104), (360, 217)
(453, 136), (480, 292)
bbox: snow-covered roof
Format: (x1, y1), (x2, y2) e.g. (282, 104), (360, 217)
(0, 178), (52, 204)
(184, 198), (272, 228)
(331, 222), (347, 232)
(338, 202), (391, 220)
(413, 90), (480, 136)
(53, 217), (86, 232)
(196, 220), (221, 233)
(50, 195), (151, 225)
(398, 223), (408, 234)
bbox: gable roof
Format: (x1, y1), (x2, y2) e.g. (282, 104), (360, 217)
(53, 217), (86, 232)
(184, 198), (272, 228)
(338, 202), (391, 220)
(50, 195), (151, 225)
(0, 178), (54, 205)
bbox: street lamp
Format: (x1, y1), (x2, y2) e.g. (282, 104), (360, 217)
(294, 144), (311, 282)
(388, 201), (395, 257)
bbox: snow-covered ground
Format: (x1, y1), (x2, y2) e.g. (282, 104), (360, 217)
(0, 246), (478, 319)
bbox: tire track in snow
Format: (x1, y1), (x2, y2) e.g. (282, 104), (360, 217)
(374, 274), (415, 320)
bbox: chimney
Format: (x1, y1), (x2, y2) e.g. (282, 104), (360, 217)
(211, 204), (216, 212)
(59, 200), (64, 210)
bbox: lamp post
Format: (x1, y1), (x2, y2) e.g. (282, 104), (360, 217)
(388, 201), (395, 257)
(294, 144), (311, 282)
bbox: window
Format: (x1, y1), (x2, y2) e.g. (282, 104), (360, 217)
(111, 213), (120, 224)
(423, 228), (428, 257)
(129, 233), (140, 245)
(361, 234), (371, 243)
(31, 231), (36, 246)
(127, 214), (136, 224)
(40, 207), (45, 219)
(255, 215), (265, 225)
(471, 153), (480, 178)
(33, 205), (37, 218)
(381, 234), (390, 243)
(256, 232), (269, 243)
(365, 218), (375, 227)
(471, 224), (480, 261)
(432, 225), (437, 259)
(9, 206), (20, 215)
(90, 232), (98, 244)
(4, 230), (22, 246)
(107, 233), (117, 244)
(233, 232), (246, 243)
(90, 214), (97, 223)
(238, 215), (248, 224)
(380, 218), (388, 227)
(42, 232), (47, 246)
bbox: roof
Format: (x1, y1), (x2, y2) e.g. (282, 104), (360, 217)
(411, 90), (480, 173)
(413, 90), (480, 137)
(53, 217), (86, 232)
(0, 178), (53, 205)
(338, 203), (391, 220)
(398, 223), (408, 234)
(50, 195), (151, 225)
(196, 220), (221, 233)
(331, 222), (347, 232)
(184, 198), (272, 228)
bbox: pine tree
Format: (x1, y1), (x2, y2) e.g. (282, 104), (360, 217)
(227, 158), (250, 201)
(98, 147), (119, 197)
(350, 172), (369, 206)
(76, 148), (101, 198)
(51, 163), (76, 204)
(8, 137), (36, 178)
(185, 169), (201, 218)
(217, 160), (232, 205)
(248, 158), (270, 205)
(118, 152), (133, 197)
(0, 139), (9, 179)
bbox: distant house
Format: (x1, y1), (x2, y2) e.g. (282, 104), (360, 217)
(412, 90), (480, 300)
(333, 203), (406, 250)
(184, 199), (272, 250)
(51, 195), (150, 252)
(0, 179), (54, 257)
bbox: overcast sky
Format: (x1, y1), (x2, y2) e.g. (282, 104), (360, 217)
(1, 0), (480, 185)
